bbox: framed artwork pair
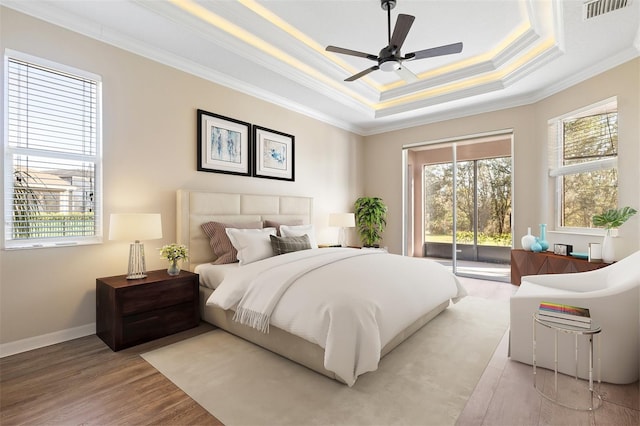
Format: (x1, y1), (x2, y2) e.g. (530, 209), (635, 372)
(196, 109), (295, 182)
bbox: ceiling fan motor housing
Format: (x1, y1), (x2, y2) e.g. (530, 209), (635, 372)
(379, 58), (401, 72)
(381, 0), (397, 11)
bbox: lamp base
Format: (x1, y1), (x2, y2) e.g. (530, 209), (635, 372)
(126, 273), (147, 280)
(126, 241), (147, 280)
(338, 227), (347, 247)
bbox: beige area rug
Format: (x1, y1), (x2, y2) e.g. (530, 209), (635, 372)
(142, 296), (509, 426)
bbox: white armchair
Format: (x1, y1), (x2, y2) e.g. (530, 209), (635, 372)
(509, 250), (640, 384)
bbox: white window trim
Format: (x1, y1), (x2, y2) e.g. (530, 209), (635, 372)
(548, 97), (617, 232)
(3, 49), (103, 250)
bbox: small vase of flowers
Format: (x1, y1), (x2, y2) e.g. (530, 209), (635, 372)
(159, 243), (188, 276)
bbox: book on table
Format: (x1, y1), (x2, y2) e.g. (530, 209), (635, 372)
(537, 312), (593, 329)
(538, 301), (591, 327)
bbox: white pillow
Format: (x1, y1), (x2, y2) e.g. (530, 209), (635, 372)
(280, 224), (318, 248)
(225, 227), (276, 265)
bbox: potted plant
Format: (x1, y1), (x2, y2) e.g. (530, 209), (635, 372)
(354, 197), (387, 247)
(592, 206), (637, 263)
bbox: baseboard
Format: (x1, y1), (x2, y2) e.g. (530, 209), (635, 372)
(0, 323), (96, 358)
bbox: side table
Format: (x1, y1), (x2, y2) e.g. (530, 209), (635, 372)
(96, 269), (199, 351)
(532, 313), (602, 411)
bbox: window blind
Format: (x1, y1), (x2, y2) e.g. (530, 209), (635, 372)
(5, 55), (101, 247)
(548, 100), (617, 177)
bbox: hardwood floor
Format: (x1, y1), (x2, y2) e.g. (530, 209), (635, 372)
(456, 276), (640, 426)
(0, 325), (221, 425)
(1, 276), (637, 425)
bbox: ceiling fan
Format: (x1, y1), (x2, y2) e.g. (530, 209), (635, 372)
(326, 0), (463, 82)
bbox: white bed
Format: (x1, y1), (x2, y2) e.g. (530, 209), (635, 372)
(177, 189), (466, 385)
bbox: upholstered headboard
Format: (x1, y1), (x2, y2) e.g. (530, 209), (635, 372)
(176, 190), (313, 270)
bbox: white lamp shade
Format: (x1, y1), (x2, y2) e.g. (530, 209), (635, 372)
(109, 213), (163, 241)
(329, 213), (356, 228)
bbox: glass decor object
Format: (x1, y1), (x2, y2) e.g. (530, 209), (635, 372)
(167, 259), (180, 276)
(521, 227), (536, 251)
(159, 243), (189, 275)
(531, 238), (543, 253)
(538, 224), (549, 251)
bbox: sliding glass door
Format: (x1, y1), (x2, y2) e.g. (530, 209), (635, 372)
(404, 134), (513, 281)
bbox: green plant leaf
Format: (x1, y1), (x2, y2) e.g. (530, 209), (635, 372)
(592, 206), (637, 229)
(354, 197), (387, 246)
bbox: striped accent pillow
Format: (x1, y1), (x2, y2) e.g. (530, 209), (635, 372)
(270, 234), (311, 256)
(201, 221), (263, 264)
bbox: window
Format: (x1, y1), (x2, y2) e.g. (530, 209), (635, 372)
(4, 51), (102, 249)
(549, 98), (617, 230)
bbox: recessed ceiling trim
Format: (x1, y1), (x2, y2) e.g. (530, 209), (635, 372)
(379, 60), (497, 101)
(501, 42), (563, 87)
(379, 26), (542, 101)
(141, 0), (378, 110)
(136, 0), (569, 121)
(375, 80), (506, 118)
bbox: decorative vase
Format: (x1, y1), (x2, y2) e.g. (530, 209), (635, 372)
(601, 229), (615, 263)
(530, 238), (543, 253)
(167, 259), (180, 276)
(521, 227), (536, 251)
(538, 224), (549, 251)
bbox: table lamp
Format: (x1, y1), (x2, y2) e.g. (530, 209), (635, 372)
(329, 213), (356, 247)
(109, 213), (162, 279)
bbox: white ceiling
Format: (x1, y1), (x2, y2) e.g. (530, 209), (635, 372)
(3, 0), (639, 135)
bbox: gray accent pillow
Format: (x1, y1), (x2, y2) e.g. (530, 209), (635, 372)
(270, 234), (311, 256)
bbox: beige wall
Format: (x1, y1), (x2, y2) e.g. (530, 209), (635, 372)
(0, 8), (364, 348)
(1, 6), (638, 352)
(364, 59), (640, 257)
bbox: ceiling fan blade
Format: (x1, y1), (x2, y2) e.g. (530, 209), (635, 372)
(326, 46), (378, 61)
(404, 42), (463, 61)
(395, 65), (419, 83)
(390, 14), (415, 50)
(345, 65), (380, 82)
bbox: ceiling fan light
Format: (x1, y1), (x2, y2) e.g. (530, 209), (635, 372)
(380, 60), (401, 72)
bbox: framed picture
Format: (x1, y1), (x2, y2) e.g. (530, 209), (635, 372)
(197, 109), (251, 176)
(253, 125), (295, 181)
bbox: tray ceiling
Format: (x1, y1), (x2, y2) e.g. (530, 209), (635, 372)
(2, 0), (639, 135)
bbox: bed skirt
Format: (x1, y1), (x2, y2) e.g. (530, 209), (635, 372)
(199, 286), (449, 383)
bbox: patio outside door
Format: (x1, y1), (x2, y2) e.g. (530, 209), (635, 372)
(403, 134), (513, 281)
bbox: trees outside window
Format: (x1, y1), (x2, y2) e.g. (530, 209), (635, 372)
(549, 98), (618, 229)
(424, 156), (511, 246)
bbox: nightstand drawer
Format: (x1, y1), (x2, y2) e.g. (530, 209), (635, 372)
(120, 278), (195, 315)
(122, 302), (198, 347)
(96, 270), (199, 351)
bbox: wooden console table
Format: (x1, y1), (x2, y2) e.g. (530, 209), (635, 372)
(510, 249), (609, 285)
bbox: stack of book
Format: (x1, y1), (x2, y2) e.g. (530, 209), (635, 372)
(538, 301), (592, 329)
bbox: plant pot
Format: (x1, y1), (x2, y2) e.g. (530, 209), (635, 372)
(601, 230), (615, 263)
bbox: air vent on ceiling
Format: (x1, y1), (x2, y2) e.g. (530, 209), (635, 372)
(583, 0), (631, 19)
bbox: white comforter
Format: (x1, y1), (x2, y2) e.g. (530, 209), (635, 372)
(208, 248), (467, 386)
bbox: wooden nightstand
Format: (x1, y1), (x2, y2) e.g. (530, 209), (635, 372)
(96, 269), (199, 351)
